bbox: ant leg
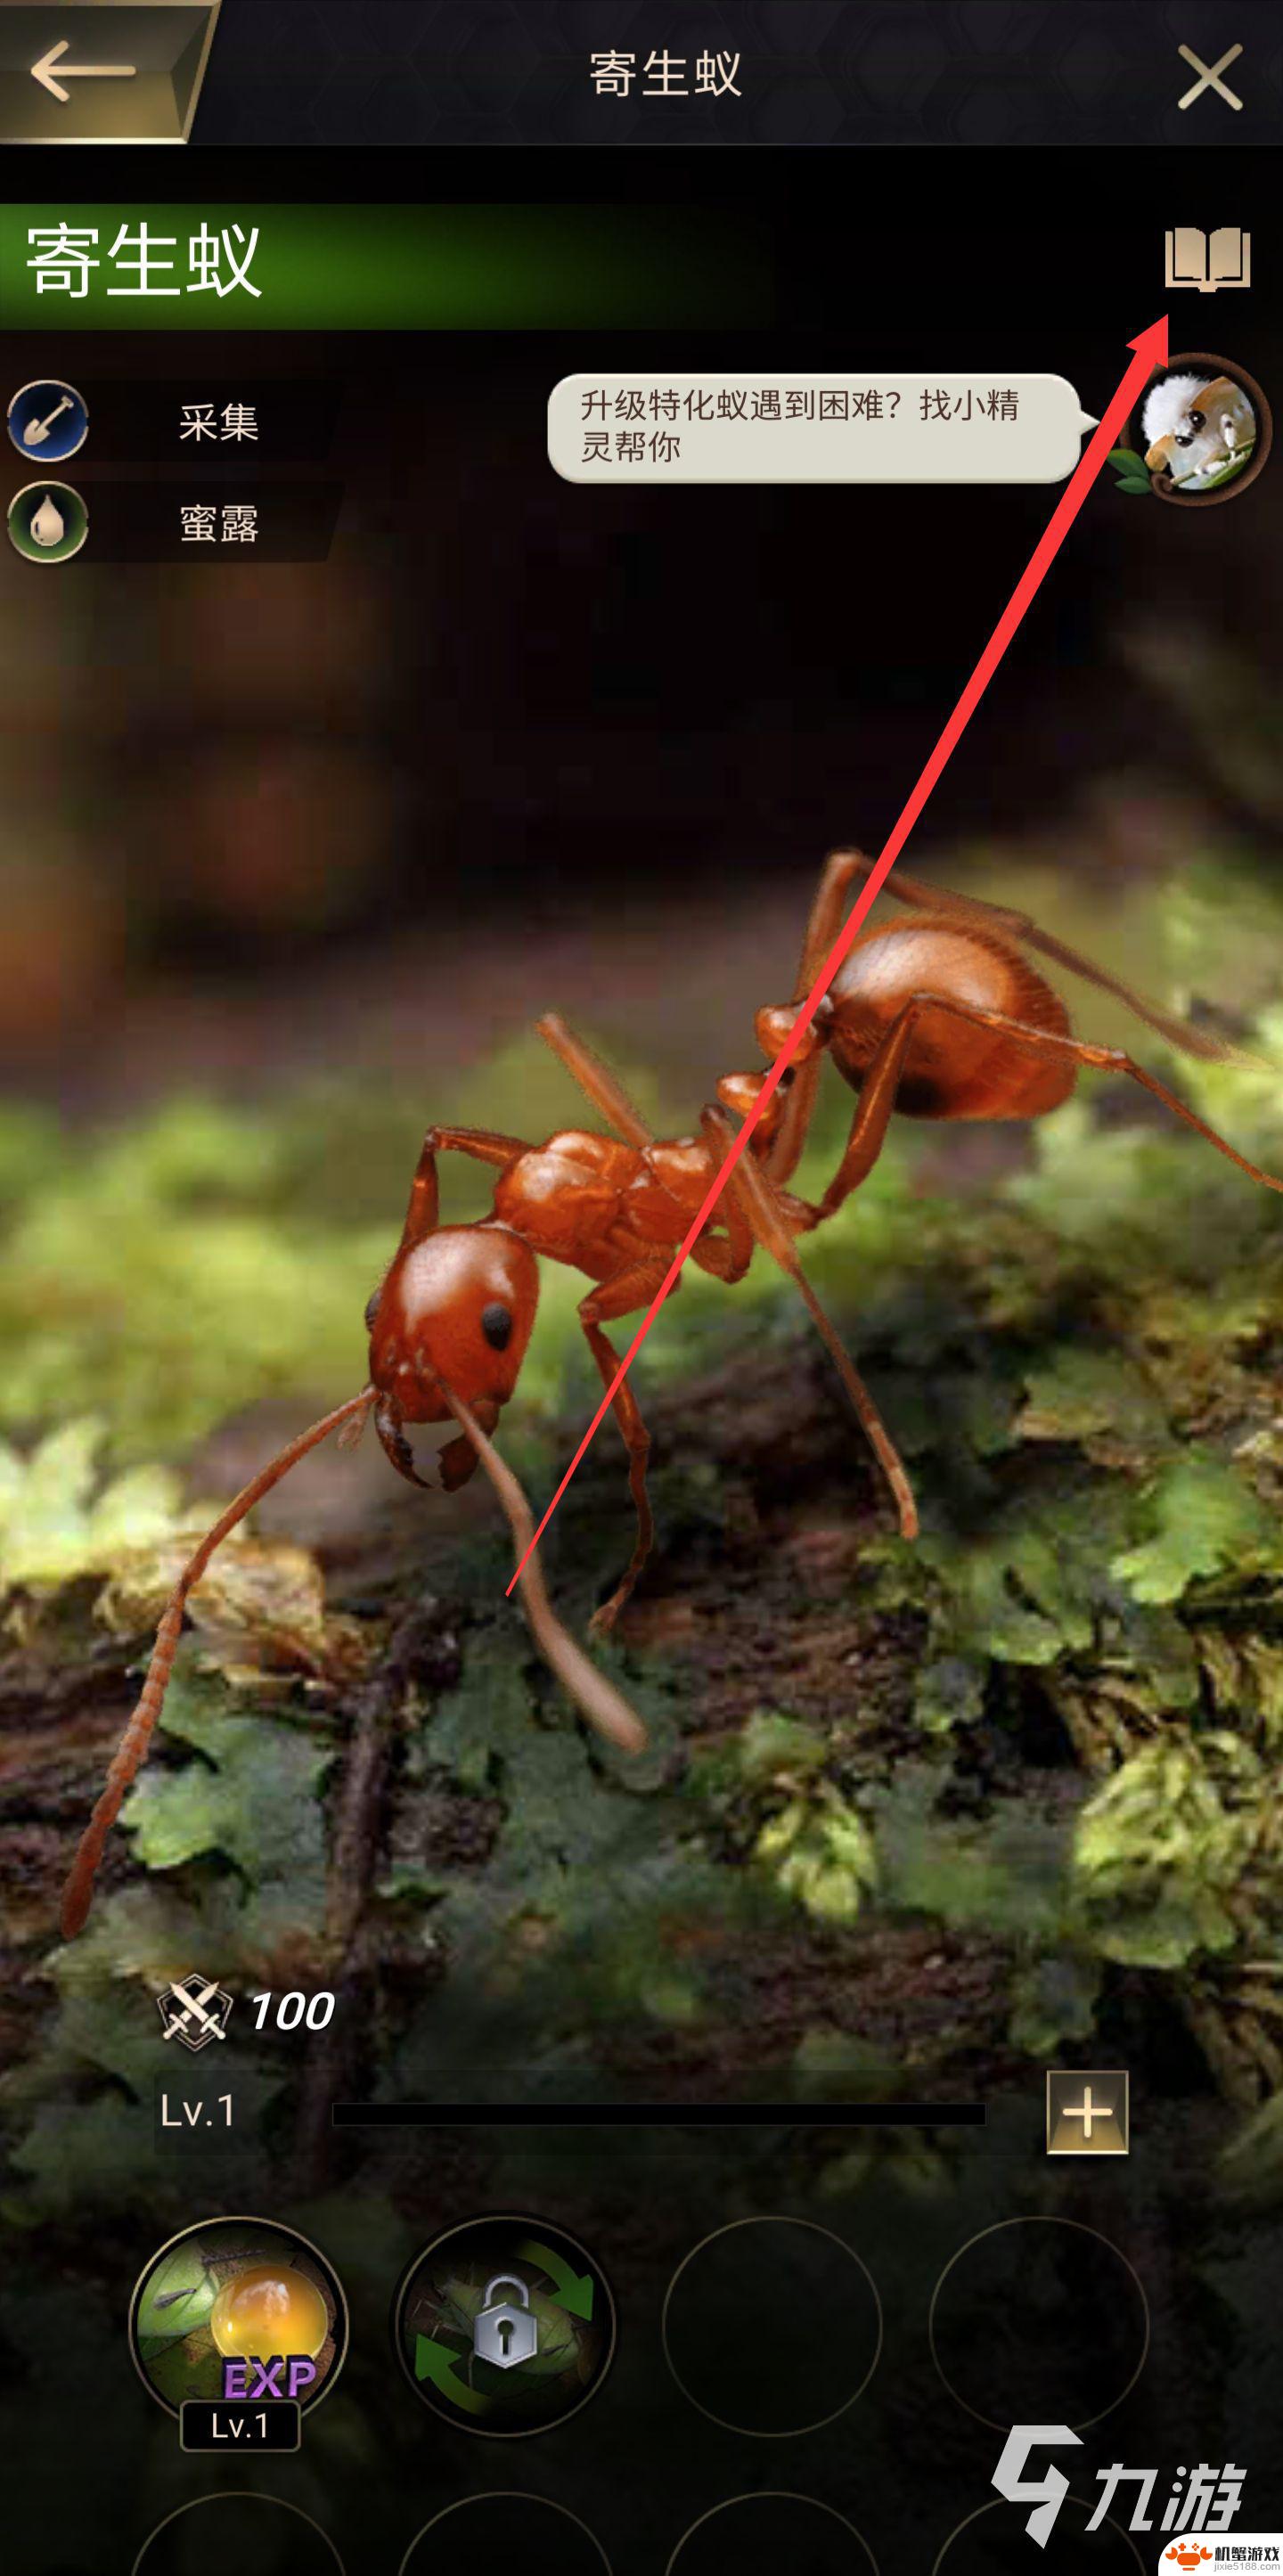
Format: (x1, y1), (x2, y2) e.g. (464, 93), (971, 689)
(810, 851), (1060, 962)
(807, 1002), (928, 1223)
(699, 1108), (918, 1539)
(892, 994), (1283, 1195)
(794, 850), (875, 994)
(576, 1260), (668, 1633)
(821, 850), (979, 928)
(61, 1386), (376, 1939)
(395, 1134), (441, 1249)
(537, 1014), (654, 1148)
(764, 851), (872, 1184)
(690, 1149), (755, 1284)
(431, 1123), (530, 1164)
(395, 1124), (531, 1255)
(764, 1060), (824, 1189)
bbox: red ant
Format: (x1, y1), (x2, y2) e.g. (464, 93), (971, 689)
(61, 853), (1282, 1938)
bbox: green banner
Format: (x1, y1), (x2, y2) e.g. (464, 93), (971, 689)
(0, 203), (768, 329)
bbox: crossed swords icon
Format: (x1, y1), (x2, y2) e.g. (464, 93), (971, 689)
(157, 1973), (233, 2051)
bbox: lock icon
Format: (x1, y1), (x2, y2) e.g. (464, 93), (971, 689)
(473, 2274), (539, 2371)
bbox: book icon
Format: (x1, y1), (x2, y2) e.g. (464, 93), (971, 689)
(1165, 225), (1251, 293)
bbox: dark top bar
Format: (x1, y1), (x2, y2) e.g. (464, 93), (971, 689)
(192, 0), (1282, 150)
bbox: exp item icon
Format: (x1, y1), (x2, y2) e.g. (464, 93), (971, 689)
(1046, 2070), (1131, 2156)
(393, 2215), (615, 2436)
(129, 2216), (347, 2417)
(7, 379), (89, 462)
(7, 480), (88, 562)
(157, 1971), (233, 2051)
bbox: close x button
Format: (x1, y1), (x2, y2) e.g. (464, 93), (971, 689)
(0, 3), (221, 143)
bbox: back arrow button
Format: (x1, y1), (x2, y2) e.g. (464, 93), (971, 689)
(0, 5), (222, 142)
(32, 39), (137, 102)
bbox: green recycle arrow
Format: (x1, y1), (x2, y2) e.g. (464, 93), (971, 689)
(516, 2239), (595, 2321)
(413, 2335), (492, 2415)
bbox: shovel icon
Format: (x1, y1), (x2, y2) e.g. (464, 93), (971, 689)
(23, 395), (75, 447)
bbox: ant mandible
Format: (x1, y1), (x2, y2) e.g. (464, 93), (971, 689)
(61, 851), (1283, 1939)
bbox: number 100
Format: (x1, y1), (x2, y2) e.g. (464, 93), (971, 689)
(249, 1991), (336, 2032)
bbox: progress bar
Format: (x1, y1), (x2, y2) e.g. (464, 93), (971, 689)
(331, 2100), (985, 2128)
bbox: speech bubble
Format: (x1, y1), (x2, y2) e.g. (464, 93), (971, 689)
(549, 373), (1099, 485)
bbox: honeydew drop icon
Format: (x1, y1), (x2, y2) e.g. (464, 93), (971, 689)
(30, 493), (64, 549)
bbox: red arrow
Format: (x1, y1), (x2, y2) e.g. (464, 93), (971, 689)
(509, 318), (1169, 1599)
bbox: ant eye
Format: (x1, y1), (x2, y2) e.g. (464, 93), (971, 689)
(481, 1301), (512, 1350)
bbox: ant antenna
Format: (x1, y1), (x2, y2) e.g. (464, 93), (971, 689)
(420, 1366), (650, 1756)
(61, 1388), (377, 1939)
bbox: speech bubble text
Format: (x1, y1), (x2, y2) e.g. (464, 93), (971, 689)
(549, 373), (1099, 485)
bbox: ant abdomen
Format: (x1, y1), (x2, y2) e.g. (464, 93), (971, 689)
(827, 916), (1075, 1121)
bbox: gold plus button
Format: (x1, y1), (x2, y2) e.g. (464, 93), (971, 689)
(1045, 2068), (1131, 2155)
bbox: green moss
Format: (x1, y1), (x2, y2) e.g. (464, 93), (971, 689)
(121, 1662), (337, 1910)
(0, 1415), (198, 1593)
(1071, 1733), (1263, 1969)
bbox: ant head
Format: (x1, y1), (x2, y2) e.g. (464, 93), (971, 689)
(755, 1000), (830, 1063)
(368, 1223), (539, 1423)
